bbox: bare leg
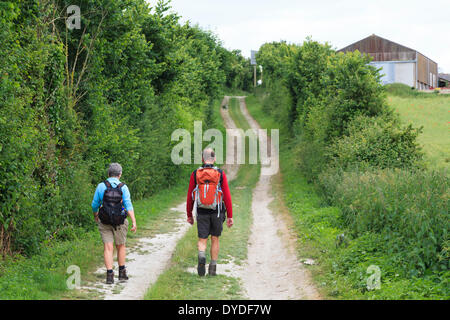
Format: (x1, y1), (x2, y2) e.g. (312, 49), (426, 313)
(104, 242), (114, 270)
(197, 238), (208, 276)
(211, 236), (219, 261)
(116, 244), (126, 267)
(198, 238), (208, 252)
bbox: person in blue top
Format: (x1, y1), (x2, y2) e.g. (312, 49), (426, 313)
(92, 163), (137, 284)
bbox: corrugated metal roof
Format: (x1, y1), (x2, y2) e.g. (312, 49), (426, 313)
(338, 34), (437, 65)
(439, 73), (450, 81)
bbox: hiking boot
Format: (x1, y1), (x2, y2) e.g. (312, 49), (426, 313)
(208, 264), (217, 276)
(106, 271), (114, 285)
(198, 256), (206, 277)
(118, 267), (129, 281)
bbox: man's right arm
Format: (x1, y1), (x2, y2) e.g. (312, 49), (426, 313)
(221, 172), (233, 228)
(186, 172), (196, 224)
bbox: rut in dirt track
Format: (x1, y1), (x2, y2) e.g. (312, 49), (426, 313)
(235, 96), (320, 300)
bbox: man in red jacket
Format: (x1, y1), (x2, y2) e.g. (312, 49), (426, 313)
(186, 148), (233, 276)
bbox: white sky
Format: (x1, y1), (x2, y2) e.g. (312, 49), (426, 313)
(166, 0), (450, 73)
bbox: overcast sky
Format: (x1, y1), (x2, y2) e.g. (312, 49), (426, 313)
(167, 0), (450, 73)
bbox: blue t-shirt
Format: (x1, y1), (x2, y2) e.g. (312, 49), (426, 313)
(91, 177), (133, 213)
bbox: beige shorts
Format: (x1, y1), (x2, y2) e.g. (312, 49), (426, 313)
(97, 219), (129, 245)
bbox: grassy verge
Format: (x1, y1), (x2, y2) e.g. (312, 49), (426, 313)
(144, 97), (260, 300)
(245, 92), (449, 300)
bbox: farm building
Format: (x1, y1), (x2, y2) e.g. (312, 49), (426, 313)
(438, 73), (450, 88)
(338, 34), (438, 90)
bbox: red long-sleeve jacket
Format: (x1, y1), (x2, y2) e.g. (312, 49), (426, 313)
(186, 168), (232, 219)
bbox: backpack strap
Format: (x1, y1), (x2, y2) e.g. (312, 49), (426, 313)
(104, 180), (125, 192)
(104, 180), (112, 189)
(217, 169), (223, 185)
(117, 182), (125, 195)
(193, 169), (198, 186)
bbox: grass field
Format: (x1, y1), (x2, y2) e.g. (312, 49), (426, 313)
(386, 89), (450, 170)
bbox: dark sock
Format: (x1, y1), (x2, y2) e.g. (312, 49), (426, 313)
(107, 269), (113, 274)
(210, 260), (217, 266)
(119, 265), (125, 271)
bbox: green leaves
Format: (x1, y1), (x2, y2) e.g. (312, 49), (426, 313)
(326, 115), (423, 170)
(319, 167), (449, 273)
(0, 0), (243, 256)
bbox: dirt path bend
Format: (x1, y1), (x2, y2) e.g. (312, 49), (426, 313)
(80, 98), (239, 300)
(237, 96), (320, 300)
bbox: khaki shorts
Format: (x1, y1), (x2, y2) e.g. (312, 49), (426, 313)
(97, 219), (129, 245)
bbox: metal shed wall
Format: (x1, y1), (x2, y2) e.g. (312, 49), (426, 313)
(339, 35), (439, 89)
(417, 52), (438, 87)
(338, 35), (416, 61)
(370, 61), (415, 87)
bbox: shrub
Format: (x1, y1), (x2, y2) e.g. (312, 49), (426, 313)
(322, 51), (388, 140)
(319, 167), (449, 274)
(385, 83), (417, 97)
(385, 83), (437, 98)
(326, 114), (424, 170)
(290, 39), (334, 132)
(261, 79), (292, 125)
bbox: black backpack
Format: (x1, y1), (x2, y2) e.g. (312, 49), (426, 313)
(98, 180), (128, 229)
